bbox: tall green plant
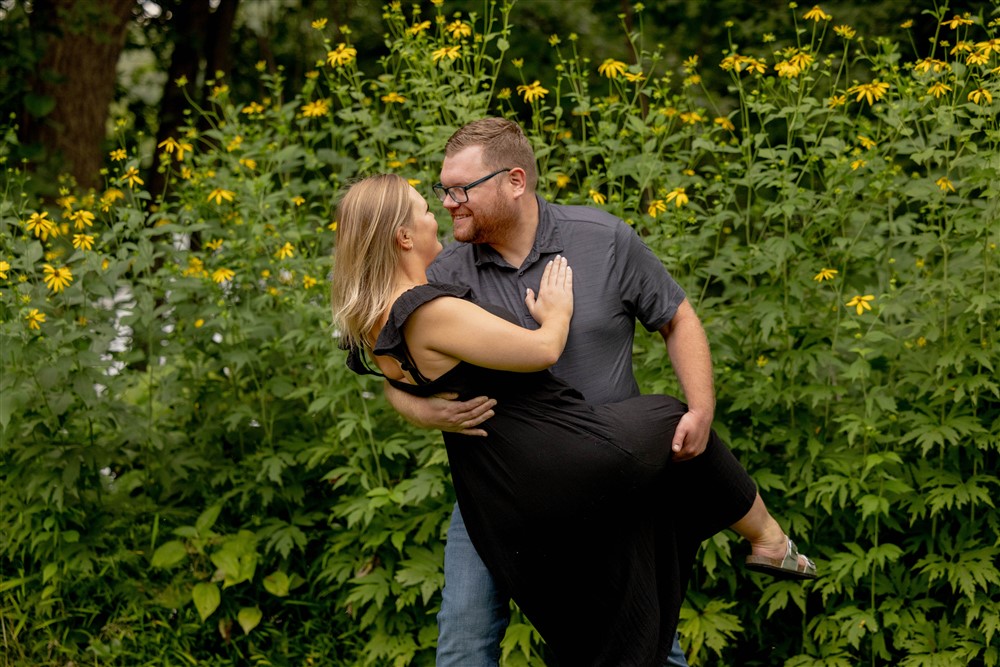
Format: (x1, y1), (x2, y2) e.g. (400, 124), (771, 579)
(2, 1), (998, 665)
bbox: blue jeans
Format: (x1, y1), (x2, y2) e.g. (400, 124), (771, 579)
(436, 504), (690, 667)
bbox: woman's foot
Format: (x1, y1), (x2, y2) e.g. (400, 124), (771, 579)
(746, 536), (817, 580)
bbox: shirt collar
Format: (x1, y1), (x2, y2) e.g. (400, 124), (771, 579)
(472, 195), (564, 269)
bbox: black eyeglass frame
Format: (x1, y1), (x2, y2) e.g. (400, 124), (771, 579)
(432, 168), (512, 204)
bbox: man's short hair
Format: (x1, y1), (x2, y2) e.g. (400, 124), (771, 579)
(445, 117), (538, 192)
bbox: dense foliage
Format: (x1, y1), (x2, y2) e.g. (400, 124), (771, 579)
(2, 1), (998, 665)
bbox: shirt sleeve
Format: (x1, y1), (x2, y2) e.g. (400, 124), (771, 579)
(613, 220), (686, 332)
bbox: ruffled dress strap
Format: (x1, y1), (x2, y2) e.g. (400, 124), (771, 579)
(344, 282), (471, 386)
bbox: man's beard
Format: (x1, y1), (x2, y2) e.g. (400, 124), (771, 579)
(454, 194), (519, 245)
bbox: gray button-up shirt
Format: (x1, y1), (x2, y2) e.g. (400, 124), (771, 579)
(427, 196), (685, 404)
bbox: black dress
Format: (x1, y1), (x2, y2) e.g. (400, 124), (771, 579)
(360, 283), (757, 667)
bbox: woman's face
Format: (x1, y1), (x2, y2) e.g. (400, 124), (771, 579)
(407, 186), (443, 268)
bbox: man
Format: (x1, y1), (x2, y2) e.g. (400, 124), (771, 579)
(385, 117), (715, 667)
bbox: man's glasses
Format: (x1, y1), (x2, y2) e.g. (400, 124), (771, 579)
(432, 168), (511, 204)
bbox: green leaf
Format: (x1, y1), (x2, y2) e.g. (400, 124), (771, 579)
(195, 504), (223, 535)
(237, 606), (262, 634)
(263, 571), (290, 597)
(151, 540), (188, 569)
(191, 582), (220, 622)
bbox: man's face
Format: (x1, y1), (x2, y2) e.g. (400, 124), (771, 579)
(438, 146), (518, 245)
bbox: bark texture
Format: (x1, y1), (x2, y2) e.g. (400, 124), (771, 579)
(25, 0), (135, 189)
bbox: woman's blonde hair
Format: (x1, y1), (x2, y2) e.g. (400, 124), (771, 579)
(331, 173), (412, 349)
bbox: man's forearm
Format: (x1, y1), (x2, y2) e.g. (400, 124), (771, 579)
(384, 379), (430, 428)
(661, 300), (716, 418)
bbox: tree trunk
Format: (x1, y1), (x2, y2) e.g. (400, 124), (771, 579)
(24, 0), (135, 190)
(148, 0), (240, 203)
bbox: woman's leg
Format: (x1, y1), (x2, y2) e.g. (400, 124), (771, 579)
(729, 493), (808, 565)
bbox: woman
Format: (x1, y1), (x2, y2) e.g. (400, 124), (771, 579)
(331, 174), (815, 666)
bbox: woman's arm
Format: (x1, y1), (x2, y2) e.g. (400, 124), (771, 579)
(404, 256), (574, 376)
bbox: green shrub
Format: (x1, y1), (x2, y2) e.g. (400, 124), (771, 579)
(1, 2), (997, 665)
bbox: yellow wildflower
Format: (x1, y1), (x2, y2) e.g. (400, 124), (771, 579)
(827, 94), (847, 108)
(966, 51), (989, 66)
(109, 148), (127, 161)
(73, 234), (95, 251)
(714, 117), (736, 131)
(942, 14), (973, 29)
(328, 221), (338, 231)
(183, 257), (207, 278)
(25, 211), (57, 240)
(517, 81), (549, 103)
(756, 355), (769, 368)
(68, 209), (95, 230)
(900, 19), (913, 29)
(292, 196), (306, 207)
(303, 275), (318, 289)
(302, 99), (330, 117)
(56, 194), (77, 210)
(311, 18), (328, 29)
(664, 187), (689, 208)
(381, 92), (407, 104)
(408, 20), (431, 35)
(589, 189), (606, 205)
(813, 268), (838, 281)
(226, 136), (242, 152)
(212, 267), (235, 284)
(803, 5), (832, 21)
(327, 43), (357, 67)
(204, 239), (224, 251)
(834, 24), (855, 39)
(275, 242), (295, 260)
(845, 294), (875, 315)
(0, 260), (9, 279)
(858, 135), (877, 150)
(243, 101), (265, 115)
(555, 174), (570, 188)
(914, 58), (949, 73)
(851, 159), (866, 170)
(679, 111), (704, 124)
(206, 189), (235, 205)
(25, 308), (46, 330)
(433, 45), (461, 62)
(927, 82), (951, 98)
(968, 88), (993, 105)
(549, 34), (560, 46)
(120, 166), (144, 188)
(935, 176), (956, 192)
(623, 71), (645, 83)
(100, 189), (125, 212)
(158, 137), (193, 161)
(775, 60), (802, 78)
(42, 264), (73, 293)
(239, 158), (257, 170)
(598, 59), (628, 79)
(847, 80), (890, 105)
(447, 20), (471, 39)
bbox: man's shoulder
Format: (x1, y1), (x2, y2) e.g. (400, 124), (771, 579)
(544, 199), (622, 229)
(427, 241), (475, 280)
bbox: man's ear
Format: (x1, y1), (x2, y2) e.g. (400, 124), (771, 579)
(395, 226), (413, 249)
(508, 167), (527, 197)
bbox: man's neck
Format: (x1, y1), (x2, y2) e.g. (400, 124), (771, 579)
(490, 195), (539, 269)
